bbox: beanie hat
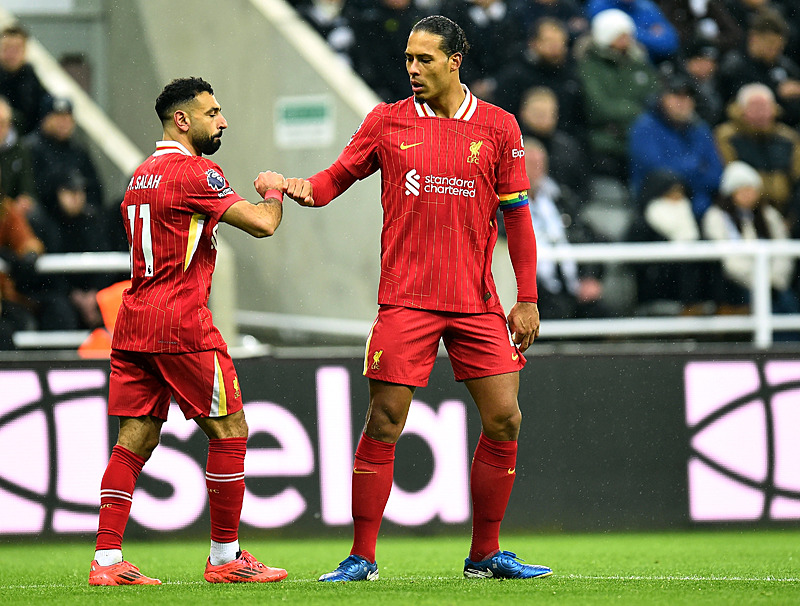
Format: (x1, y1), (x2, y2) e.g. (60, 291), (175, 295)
(662, 72), (695, 98)
(636, 169), (684, 207)
(719, 161), (763, 196)
(591, 9), (636, 48)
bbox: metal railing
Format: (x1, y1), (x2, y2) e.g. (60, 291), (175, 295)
(9, 240), (800, 349)
(534, 240), (800, 348)
(238, 240), (800, 349)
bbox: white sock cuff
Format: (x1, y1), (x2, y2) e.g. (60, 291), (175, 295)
(209, 539), (240, 566)
(94, 549), (123, 566)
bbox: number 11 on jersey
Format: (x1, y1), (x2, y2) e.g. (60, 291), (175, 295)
(127, 203), (154, 277)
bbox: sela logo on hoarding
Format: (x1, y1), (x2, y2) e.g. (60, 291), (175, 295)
(0, 367), (469, 536)
(684, 360), (800, 522)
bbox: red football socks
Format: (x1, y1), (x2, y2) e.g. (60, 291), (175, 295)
(469, 433), (518, 562)
(206, 437), (247, 544)
(350, 433), (396, 563)
(95, 445), (145, 551)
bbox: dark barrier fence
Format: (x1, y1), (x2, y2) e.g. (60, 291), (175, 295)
(2, 348), (799, 538)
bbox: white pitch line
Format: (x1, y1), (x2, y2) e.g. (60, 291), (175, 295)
(2, 574), (799, 590)
(565, 574), (800, 583)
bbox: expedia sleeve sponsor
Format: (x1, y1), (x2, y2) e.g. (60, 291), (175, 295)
(424, 175), (476, 198)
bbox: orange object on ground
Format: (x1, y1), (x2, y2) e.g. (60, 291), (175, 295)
(78, 280), (131, 359)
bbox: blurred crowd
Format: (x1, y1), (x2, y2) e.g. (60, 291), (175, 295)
(0, 25), (125, 349)
(5, 2), (800, 348)
(290, 0), (800, 336)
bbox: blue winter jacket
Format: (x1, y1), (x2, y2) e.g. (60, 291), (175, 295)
(586, 0), (679, 62)
(629, 105), (724, 218)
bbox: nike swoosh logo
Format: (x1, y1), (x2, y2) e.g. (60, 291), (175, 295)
(508, 468), (516, 475)
(353, 469), (377, 474)
(512, 353), (519, 361)
(400, 141), (423, 150)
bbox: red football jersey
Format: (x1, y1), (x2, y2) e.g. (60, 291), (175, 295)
(339, 87), (529, 313)
(112, 140), (243, 353)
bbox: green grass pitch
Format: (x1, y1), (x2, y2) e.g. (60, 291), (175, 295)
(1, 530), (799, 605)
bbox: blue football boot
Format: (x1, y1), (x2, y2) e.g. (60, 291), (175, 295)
(318, 555), (379, 582)
(463, 550), (553, 579)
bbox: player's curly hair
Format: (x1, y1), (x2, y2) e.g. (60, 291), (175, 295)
(155, 77), (214, 123)
(412, 15), (470, 58)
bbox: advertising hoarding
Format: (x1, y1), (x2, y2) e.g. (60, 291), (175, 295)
(2, 351), (799, 538)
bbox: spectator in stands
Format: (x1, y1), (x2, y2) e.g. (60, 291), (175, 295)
(518, 86), (589, 200)
(0, 25), (51, 136)
(493, 18), (585, 138)
(440, 0), (525, 100)
(762, 1), (800, 65)
(577, 8), (660, 182)
(0, 94), (57, 276)
(45, 172), (107, 329)
(724, 0), (787, 37)
(625, 170), (713, 315)
(342, 0), (440, 10)
(522, 139), (610, 320)
(24, 96), (103, 216)
(0, 290), (24, 349)
(103, 195), (130, 254)
(723, 3), (800, 75)
(659, 0), (743, 56)
(702, 160), (800, 323)
(718, 7), (800, 126)
(680, 38), (726, 126)
(714, 82), (800, 233)
(0, 194), (77, 331)
(585, 0), (679, 64)
(0, 196), (38, 347)
(629, 72), (723, 219)
(724, 0), (768, 21)
(343, 0), (426, 103)
(293, 0), (354, 65)
(509, 0), (589, 45)
(0, 96), (38, 219)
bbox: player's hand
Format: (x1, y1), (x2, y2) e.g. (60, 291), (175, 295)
(285, 177), (315, 206)
(254, 171), (286, 197)
(507, 301), (539, 353)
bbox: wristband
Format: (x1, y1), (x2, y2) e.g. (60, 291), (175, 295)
(263, 188), (283, 202)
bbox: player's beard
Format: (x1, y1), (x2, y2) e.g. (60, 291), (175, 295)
(194, 129), (222, 156)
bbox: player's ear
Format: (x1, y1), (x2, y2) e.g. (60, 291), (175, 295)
(173, 109), (190, 132)
(449, 52), (462, 72)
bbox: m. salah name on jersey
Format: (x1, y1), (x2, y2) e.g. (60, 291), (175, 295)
(127, 174), (162, 190)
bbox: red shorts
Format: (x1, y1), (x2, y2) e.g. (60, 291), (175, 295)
(108, 348), (243, 420)
(363, 305), (525, 387)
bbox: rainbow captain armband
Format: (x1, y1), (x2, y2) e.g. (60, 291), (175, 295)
(498, 191), (529, 211)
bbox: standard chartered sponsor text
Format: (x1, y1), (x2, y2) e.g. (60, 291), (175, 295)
(424, 175), (476, 197)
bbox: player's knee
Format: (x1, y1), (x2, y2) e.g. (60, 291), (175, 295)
(235, 415), (249, 439)
(197, 410), (248, 439)
(227, 409), (249, 438)
(365, 408), (405, 442)
(484, 408), (522, 440)
(121, 433), (160, 460)
(141, 435), (160, 459)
